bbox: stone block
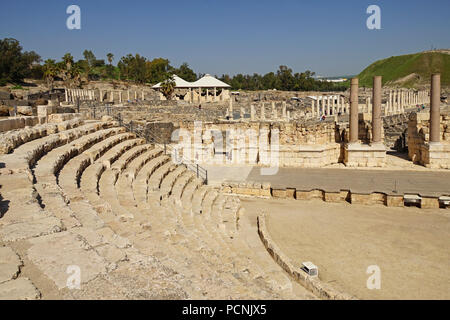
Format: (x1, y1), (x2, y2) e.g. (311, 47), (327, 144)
(386, 195), (404, 207)
(421, 197), (440, 209)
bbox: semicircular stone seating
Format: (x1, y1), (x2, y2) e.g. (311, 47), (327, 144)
(0, 116), (315, 300)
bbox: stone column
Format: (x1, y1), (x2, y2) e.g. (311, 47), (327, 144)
(134, 91), (137, 100)
(366, 97), (370, 113)
(349, 78), (359, 143)
(213, 87), (217, 102)
(331, 95), (335, 114)
(119, 91), (122, 103)
(311, 100), (315, 117)
(127, 90), (130, 101)
(282, 102), (287, 120)
(142, 90), (145, 101)
(99, 90), (103, 102)
(251, 105), (255, 121)
(229, 97), (233, 113)
(337, 96), (341, 114)
(287, 111), (291, 121)
(372, 76), (382, 144)
(430, 74), (441, 143)
(110, 91), (114, 103)
(206, 89), (209, 102)
(260, 104), (265, 120)
(327, 97), (331, 115)
(317, 96), (322, 117)
(198, 87), (202, 103)
(65, 88), (68, 102)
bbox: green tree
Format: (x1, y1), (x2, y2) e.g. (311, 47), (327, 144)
(0, 38), (41, 84)
(43, 59), (57, 90)
(175, 62), (197, 82)
(83, 50), (96, 68)
(146, 58), (171, 84)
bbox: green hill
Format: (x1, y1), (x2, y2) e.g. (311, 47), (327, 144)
(358, 50), (450, 88)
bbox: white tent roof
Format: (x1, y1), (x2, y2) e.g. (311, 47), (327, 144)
(192, 74), (231, 88)
(152, 74), (231, 89)
(152, 75), (195, 89)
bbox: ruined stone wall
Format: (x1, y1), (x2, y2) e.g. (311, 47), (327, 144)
(175, 121), (341, 167)
(408, 112), (450, 168)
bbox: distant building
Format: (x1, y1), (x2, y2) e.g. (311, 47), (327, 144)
(152, 74), (231, 102)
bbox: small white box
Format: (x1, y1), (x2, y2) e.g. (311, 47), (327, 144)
(302, 261), (318, 277)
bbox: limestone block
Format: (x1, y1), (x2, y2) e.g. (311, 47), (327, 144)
(324, 192), (341, 202)
(421, 197), (440, 209)
(386, 195), (404, 207)
(17, 106), (33, 116)
(272, 189), (287, 198)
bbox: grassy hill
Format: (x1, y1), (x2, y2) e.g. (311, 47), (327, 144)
(358, 50), (450, 88)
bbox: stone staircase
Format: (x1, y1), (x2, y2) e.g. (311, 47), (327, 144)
(0, 116), (315, 299)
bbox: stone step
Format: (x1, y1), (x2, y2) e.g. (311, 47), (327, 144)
(147, 161), (178, 204)
(190, 190), (295, 294)
(0, 117), (82, 155)
(33, 127), (125, 230)
(167, 170), (196, 206)
(180, 177), (204, 212)
(59, 133), (136, 202)
(121, 148), (162, 182)
(99, 165), (257, 298)
(116, 149), (163, 209)
(133, 155), (170, 204)
(191, 185), (209, 215)
(111, 144), (152, 172)
(159, 166), (187, 200)
(0, 121), (111, 173)
(100, 138), (145, 169)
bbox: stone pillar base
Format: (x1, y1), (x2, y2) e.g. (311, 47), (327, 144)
(422, 142), (450, 169)
(344, 142), (386, 167)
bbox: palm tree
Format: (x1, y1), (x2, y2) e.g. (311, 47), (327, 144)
(160, 75), (176, 100)
(107, 53), (114, 65)
(62, 53), (74, 71)
(43, 59), (57, 90)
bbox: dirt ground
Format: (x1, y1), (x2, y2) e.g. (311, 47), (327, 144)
(240, 197), (450, 300)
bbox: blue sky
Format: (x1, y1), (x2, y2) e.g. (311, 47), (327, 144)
(0, 0), (449, 77)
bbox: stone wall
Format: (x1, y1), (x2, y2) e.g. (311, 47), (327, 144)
(176, 121), (342, 167)
(408, 111), (450, 168)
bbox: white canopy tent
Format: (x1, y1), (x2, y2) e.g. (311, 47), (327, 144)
(152, 74), (231, 102)
(152, 75), (195, 89)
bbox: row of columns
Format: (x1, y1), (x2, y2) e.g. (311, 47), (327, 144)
(185, 88), (230, 103)
(227, 101), (290, 122)
(385, 89), (428, 115)
(65, 88), (96, 102)
(311, 95), (349, 118)
(349, 74), (441, 144)
(65, 88), (146, 103)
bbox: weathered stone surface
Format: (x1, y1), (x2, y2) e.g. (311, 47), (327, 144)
(0, 216), (63, 242)
(0, 278), (41, 300)
(27, 231), (109, 289)
(17, 105), (33, 116)
(0, 247), (23, 284)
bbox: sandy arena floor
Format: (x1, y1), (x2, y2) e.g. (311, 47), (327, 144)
(240, 198), (450, 300)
